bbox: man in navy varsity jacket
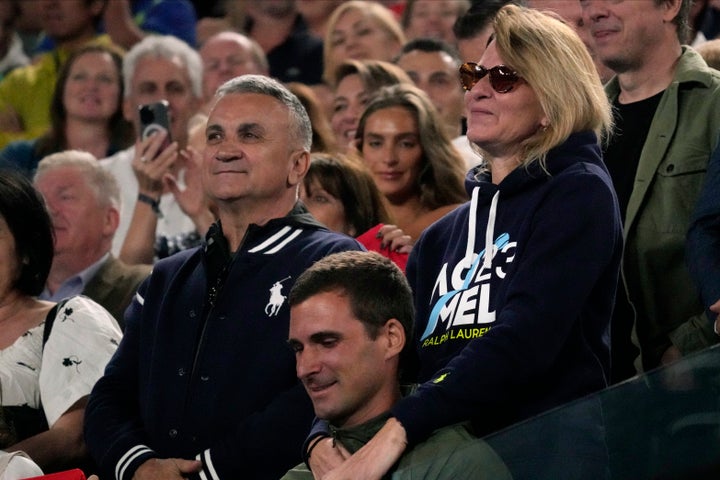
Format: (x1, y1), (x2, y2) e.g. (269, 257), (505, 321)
(84, 75), (364, 480)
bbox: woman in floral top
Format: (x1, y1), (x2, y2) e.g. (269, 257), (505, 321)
(0, 169), (121, 473)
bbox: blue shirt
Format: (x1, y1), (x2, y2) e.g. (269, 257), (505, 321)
(40, 253), (109, 302)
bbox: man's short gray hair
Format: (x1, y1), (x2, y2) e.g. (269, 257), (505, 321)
(123, 35), (203, 98)
(35, 150), (121, 212)
(215, 75), (313, 151)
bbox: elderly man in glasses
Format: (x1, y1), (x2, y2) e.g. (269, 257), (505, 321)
(306, 5), (622, 480)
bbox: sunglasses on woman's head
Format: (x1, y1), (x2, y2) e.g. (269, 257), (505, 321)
(459, 63), (522, 93)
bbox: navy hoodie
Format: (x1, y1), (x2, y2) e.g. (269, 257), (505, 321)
(393, 131), (623, 445)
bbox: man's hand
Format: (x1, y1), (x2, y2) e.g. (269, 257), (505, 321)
(660, 344), (682, 366)
(132, 131), (178, 197)
(165, 147), (215, 234)
(132, 458), (202, 480)
(710, 299), (720, 335)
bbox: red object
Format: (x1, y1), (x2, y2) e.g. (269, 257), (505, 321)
(356, 224), (409, 272)
(387, 0), (406, 20)
(23, 469), (86, 480)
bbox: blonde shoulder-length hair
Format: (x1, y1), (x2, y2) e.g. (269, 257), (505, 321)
(323, 0), (406, 84)
(490, 4), (613, 169)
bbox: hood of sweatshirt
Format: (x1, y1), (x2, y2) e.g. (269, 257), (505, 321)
(465, 130), (603, 260)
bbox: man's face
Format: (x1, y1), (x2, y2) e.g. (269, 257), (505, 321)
(396, 49), (465, 136)
(202, 92), (307, 205)
(580, 0), (679, 73)
(39, 0), (102, 43)
(200, 36), (266, 101)
(530, 0), (615, 83)
(457, 25), (493, 63)
(404, 0), (464, 44)
(35, 166), (115, 258)
(124, 56), (200, 146)
(250, 0), (295, 18)
(289, 290), (395, 428)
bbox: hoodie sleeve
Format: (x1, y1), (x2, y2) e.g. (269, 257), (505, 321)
(392, 163), (623, 446)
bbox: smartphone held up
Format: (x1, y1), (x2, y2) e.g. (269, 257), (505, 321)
(138, 100), (172, 156)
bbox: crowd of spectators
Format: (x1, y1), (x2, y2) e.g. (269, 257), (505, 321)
(1, 0), (720, 478)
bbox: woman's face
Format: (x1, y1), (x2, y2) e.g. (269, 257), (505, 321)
(63, 51), (121, 123)
(464, 41), (548, 159)
(0, 214), (20, 300)
(328, 9), (401, 68)
(361, 106), (423, 205)
(331, 74), (367, 150)
(300, 177), (352, 235)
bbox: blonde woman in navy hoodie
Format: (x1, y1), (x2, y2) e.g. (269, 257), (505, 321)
(307, 5), (622, 479)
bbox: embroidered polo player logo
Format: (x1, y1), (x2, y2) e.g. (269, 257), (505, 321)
(265, 276), (291, 316)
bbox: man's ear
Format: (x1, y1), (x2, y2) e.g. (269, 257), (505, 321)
(288, 150), (310, 187)
(661, 0), (683, 24)
(104, 205), (120, 237)
(383, 318), (406, 359)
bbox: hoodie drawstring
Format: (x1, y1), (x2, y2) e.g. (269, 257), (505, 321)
(483, 191), (500, 269)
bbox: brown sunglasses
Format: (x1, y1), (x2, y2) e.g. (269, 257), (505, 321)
(459, 62), (522, 93)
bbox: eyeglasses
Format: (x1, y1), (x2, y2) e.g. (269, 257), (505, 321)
(459, 63), (522, 93)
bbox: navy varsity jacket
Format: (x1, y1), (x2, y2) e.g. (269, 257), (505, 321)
(85, 204), (364, 480)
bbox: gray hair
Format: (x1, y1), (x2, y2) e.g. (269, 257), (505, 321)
(201, 30), (269, 74)
(35, 150), (121, 212)
(123, 35), (203, 98)
(215, 75), (313, 151)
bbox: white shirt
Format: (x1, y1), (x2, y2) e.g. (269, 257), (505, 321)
(0, 296), (121, 428)
(0, 451), (43, 480)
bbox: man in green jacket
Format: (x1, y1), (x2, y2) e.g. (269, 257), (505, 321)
(282, 251), (511, 480)
(581, 0), (720, 379)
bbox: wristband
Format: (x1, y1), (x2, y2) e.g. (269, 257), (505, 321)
(137, 193), (163, 218)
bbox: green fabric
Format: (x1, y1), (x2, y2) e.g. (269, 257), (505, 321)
(280, 421), (512, 480)
(327, 413), (391, 455)
(605, 47), (720, 367)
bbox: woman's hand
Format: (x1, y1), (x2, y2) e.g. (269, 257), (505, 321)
(308, 437), (350, 480)
(323, 418), (407, 480)
(377, 224), (413, 254)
